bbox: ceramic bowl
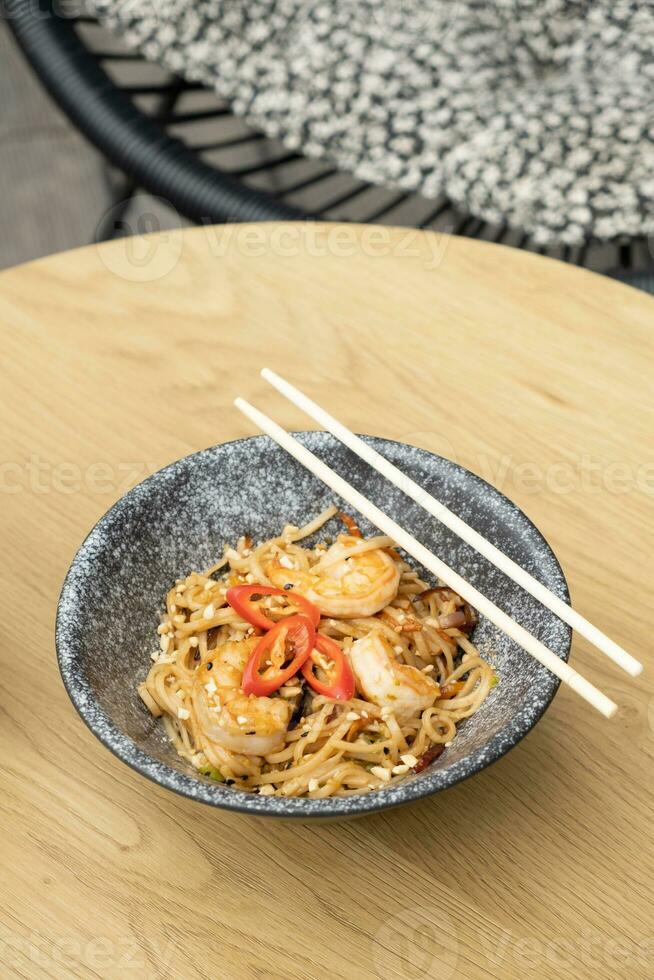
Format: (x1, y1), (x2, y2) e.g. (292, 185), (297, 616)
(56, 433), (571, 819)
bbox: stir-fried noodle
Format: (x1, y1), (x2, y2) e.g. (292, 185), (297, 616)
(139, 506), (495, 797)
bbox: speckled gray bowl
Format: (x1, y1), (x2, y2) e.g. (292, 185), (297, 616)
(56, 433), (571, 820)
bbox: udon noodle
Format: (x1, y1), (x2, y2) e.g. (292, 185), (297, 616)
(139, 506), (495, 797)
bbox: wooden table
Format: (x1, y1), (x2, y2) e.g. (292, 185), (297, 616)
(2, 224), (653, 980)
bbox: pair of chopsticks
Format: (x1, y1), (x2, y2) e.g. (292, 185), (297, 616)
(235, 369), (643, 718)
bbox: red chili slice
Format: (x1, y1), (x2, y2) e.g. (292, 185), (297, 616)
(242, 614), (316, 697)
(339, 512), (363, 538)
(301, 634), (356, 701)
(226, 584), (320, 631)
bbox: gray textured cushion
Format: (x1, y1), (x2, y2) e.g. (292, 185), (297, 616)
(88, 0), (654, 245)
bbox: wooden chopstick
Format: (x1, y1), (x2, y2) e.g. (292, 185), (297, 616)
(234, 396), (618, 719)
(261, 367), (643, 680)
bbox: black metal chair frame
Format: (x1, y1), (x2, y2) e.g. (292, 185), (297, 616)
(6, 0), (654, 290)
(7, 0), (304, 223)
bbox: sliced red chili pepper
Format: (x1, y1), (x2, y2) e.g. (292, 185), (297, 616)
(242, 614), (316, 697)
(226, 584), (320, 631)
(411, 742), (445, 773)
(301, 634), (356, 702)
(339, 511), (363, 538)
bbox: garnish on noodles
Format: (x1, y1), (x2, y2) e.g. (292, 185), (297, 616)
(139, 505), (496, 798)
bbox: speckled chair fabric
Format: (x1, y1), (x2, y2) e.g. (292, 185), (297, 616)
(88, 0), (654, 246)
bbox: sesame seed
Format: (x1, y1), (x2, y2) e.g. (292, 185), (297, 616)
(422, 664), (435, 673)
(237, 715), (248, 725)
(189, 637), (199, 648)
(308, 778), (320, 792)
(177, 707), (190, 720)
(205, 679), (217, 695)
(400, 753), (419, 767)
(394, 645), (403, 654)
(370, 766), (391, 782)
(444, 740), (452, 747)
(392, 764), (409, 775)
(203, 604), (215, 620)
(345, 711), (359, 721)
(258, 784), (274, 796)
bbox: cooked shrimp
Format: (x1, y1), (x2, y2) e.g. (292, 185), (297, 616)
(265, 534), (400, 618)
(349, 631), (439, 722)
(192, 639), (292, 756)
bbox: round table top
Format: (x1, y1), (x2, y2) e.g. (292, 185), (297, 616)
(2, 223), (653, 979)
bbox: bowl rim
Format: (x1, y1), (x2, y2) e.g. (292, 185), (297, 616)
(56, 433), (571, 819)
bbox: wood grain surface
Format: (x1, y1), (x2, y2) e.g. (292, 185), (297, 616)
(1, 223), (653, 980)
